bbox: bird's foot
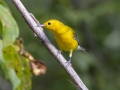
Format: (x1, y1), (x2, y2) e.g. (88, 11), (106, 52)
(57, 50), (61, 54)
(66, 60), (72, 67)
(57, 50), (61, 59)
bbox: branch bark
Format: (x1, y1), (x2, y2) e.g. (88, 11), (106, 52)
(11, 0), (88, 90)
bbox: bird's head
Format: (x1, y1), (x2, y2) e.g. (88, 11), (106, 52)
(39, 19), (64, 32)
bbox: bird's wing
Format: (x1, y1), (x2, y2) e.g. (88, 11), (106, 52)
(74, 34), (89, 52)
(67, 26), (76, 34)
(67, 26), (80, 45)
(73, 34), (80, 45)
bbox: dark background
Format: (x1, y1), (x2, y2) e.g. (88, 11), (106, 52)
(1, 0), (120, 90)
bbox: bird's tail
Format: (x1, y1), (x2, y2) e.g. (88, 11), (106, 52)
(77, 45), (89, 52)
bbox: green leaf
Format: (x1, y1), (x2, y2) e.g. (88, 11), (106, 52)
(0, 2), (31, 90)
(0, 40), (20, 90)
(0, 40), (5, 68)
(7, 69), (20, 90)
(0, 0), (9, 8)
(2, 45), (32, 90)
(0, 4), (19, 47)
(16, 55), (32, 90)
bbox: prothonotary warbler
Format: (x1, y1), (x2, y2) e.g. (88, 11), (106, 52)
(39, 19), (89, 64)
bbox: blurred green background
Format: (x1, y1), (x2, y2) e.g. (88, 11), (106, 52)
(1, 0), (120, 90)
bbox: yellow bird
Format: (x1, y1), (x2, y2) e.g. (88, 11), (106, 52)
(39, 19), (88, 63)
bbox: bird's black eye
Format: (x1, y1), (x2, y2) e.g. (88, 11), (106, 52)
(48, 22), (51, 25)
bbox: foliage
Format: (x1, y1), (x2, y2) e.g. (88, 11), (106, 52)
(0, 1), (32, 90)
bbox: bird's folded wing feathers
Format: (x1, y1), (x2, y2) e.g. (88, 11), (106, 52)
(73, 34), (89, 52)
(73, 34), (80, 45)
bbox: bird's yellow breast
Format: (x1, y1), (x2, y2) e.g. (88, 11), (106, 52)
(53, 26), (78, 51)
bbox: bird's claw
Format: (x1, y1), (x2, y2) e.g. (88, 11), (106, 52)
(57, 50), (61, 60)
(66, 60), (72, 66)
(57, 50), (61, 54)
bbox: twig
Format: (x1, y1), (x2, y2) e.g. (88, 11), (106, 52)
(11, 0), (88, 90)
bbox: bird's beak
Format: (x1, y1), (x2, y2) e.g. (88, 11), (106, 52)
(37, 24), (45, 27)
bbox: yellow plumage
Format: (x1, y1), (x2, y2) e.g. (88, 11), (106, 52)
(39, 19), (88, 63)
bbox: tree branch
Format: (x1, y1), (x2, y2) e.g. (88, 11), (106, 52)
(11, 0), (88, 90)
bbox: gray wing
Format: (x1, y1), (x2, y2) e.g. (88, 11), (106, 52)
(73, 34), (89, 52)
(73, 34), (80, 45)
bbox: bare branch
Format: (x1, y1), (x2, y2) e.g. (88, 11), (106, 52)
(11, 0), (88, 90)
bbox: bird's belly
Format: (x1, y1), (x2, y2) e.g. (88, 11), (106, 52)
(55, 34), (78, 51)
